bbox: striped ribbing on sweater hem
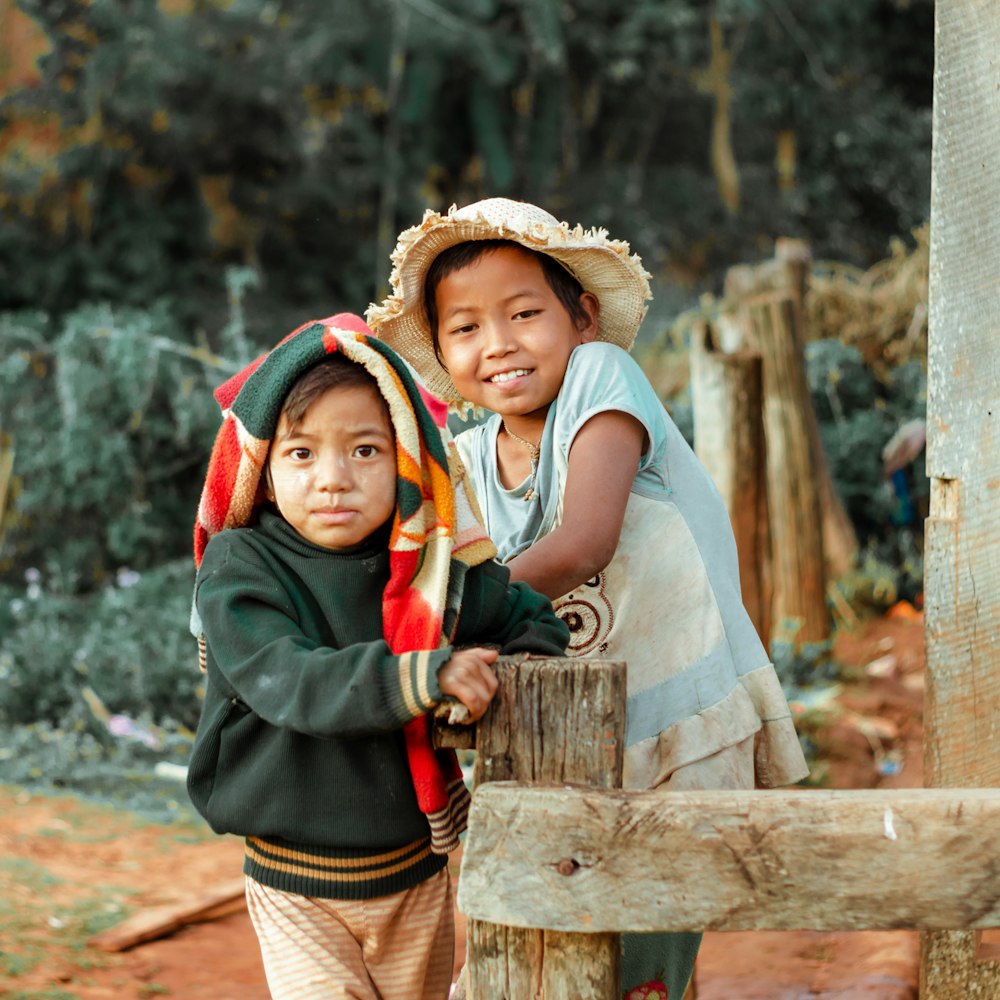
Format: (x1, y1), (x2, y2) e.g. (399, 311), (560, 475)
(244, 835), (448, 901)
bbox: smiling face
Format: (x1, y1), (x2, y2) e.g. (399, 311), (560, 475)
(433, 245), (598, 433)
(265, 383), (396, 550)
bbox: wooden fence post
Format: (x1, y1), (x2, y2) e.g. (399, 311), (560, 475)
(919, 0), (1000, 994)
(462, 657), (626, 1000)
(723, 251), (859, 585)
(744, 293), (829, 645)
(690, 321), (771, 640)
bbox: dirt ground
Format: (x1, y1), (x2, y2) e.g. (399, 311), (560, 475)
(1, 612), (926, 1000)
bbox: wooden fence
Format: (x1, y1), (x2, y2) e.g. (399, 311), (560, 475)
(438, 657), (1000, 999)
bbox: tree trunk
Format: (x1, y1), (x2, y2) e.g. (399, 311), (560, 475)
(725, 249), (859, 581)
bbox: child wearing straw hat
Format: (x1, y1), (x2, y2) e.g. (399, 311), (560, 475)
(186, 313), (569, 1000)
(368, 200), (809, 999)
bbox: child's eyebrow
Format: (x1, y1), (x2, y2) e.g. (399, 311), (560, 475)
(275, 424), (393, 442)
(440, 288), (543, 320)
(348, 425), (394, 439)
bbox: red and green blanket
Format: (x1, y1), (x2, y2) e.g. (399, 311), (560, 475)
(193, 312), (497, 853)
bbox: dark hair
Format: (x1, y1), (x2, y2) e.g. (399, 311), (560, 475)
(279, 354), (389, 433)
(423, 240), (590, 366)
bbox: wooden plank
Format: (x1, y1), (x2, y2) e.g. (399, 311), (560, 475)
(88, 877), (247, 951)
(540, 929), (620, 1000)
(921, 0), (1000, 992)
(458, 786), (1000, 933)
(722, 251), (858, 583)
(463, 658), (626, 1000)
(772, 238), (859, 580)
(922, 0), (1000, 796)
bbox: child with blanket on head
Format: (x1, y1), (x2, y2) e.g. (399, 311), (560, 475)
(186, 313), (569, 1000)
(368, 199), (810, 1000)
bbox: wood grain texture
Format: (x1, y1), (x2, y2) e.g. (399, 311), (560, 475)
(462, 658), (626, 1000)
(540, 930), (620, 1000)
(921, 1), (1000, 992)
(749, 294), (829, 644)
(460, 785), (1000, 932)
(922, 0), (1000, 795)
(690, 321), (771, 641)
(431, 700), (475, 749)
(471, 657), (625, 788)
(723, 253), (858, 583)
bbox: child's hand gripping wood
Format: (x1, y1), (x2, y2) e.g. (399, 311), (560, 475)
(438, 646), (500, 724)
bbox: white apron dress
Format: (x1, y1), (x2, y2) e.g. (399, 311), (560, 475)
(456, 341), (807, 791)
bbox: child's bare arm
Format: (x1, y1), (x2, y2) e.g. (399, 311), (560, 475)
(506, 410), (644, 600)
(438, 647), (500, 723)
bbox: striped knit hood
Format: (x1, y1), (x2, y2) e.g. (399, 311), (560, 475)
(193, 312), (497, 853)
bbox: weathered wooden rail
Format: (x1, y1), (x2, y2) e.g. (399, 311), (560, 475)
(460, 785), (1000, 934)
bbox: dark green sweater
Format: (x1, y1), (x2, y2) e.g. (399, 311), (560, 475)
(187, 510), (568, 899)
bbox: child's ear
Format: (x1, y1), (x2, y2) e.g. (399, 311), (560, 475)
(260, 465), (275, 503)
(577, 291), (600, 343)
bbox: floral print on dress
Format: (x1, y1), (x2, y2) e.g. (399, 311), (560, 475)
(554, 571), (614, 656)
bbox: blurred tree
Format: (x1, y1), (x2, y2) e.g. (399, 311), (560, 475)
(0, 0), (933, 739)
(0, 0), (932, 331)
(0, 301), (228, 585)
(0, 0), (933, 590)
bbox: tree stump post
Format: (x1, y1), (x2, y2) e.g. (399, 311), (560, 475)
(724, 251), (858, 585)
(690, 320), (771, 641)
(463, 657), (626, 1000)
(745, 293), (829, 645)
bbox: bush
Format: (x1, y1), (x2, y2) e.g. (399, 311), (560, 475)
(1, 1), (933, 325)
(0, 559), (202, 730)
(0, 298), (247, 586)
(805, 339), (929, 565)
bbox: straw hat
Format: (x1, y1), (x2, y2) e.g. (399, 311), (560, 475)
(366, 198), (653, 404)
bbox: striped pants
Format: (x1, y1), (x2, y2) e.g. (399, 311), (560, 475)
(245, 868), (455, 999)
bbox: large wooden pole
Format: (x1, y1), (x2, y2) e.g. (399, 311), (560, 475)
(920, 1), (1000, 995)
(461, 657), (626, 1000)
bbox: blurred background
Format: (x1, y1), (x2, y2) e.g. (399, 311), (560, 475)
(0, 0), (931, 806)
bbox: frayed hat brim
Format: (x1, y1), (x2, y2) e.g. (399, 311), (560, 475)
(366, 198), (652, 404)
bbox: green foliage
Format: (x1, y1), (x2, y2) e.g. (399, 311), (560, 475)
(0, 559), (201, 729)
(1, 0), (933, 328)
(0, 555), (201, 814)
(0, 0), (936, 802)
(805, 337), (927, 604)
(805, 338), (927, 536)
(0, 301), (226, 584)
